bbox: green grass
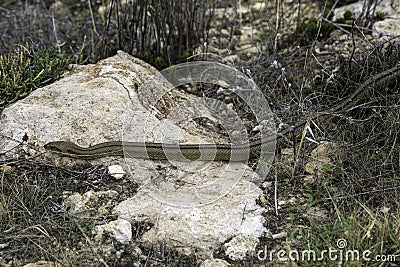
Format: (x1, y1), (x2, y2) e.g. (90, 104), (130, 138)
(0, 44), (72, 113)
(285, 201), (400, 266)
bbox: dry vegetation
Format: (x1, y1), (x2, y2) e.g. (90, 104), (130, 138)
(0, 0), (399, 266)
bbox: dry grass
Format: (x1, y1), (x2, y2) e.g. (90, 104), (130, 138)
(246, 15), (400, 266)
(0, 160), (200, 266)
(0, 0), (215, 68)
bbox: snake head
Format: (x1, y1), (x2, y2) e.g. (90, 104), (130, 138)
(44, 141), (68, 153)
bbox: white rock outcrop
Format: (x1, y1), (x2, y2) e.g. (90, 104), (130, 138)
(333, 0), (400, 38)
(95, 219), (132, 245)
(0, 50), (161, 160)
(114, 168), (267, 257)
(0, 51), (271, 259)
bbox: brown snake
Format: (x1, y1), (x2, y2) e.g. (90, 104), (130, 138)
(45, 64), (400, 161)
(44, 137), (275, 161)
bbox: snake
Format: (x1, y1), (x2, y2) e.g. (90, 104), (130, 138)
(44, 63), (400, 161)
(44, 136), (276, 161)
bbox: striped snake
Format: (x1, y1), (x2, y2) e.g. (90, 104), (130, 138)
(44, 64), (400, 161)
(44, 137), (275, 161)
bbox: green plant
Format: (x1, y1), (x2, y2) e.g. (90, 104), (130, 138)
(283, 178), (292, 187)
(374, 12), (386, 21)
(335, 10), (355, 24)
(291, 17), (335, 46)
(344, 10), (353, 20)
(233, 28), (242, 35)
(0, 44), (72, 113)
(289, 205), (400, 266)
(317, 0), (359, 9)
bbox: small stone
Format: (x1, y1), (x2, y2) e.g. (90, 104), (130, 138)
(260, 181), (273, 189)
(304, 156), (331, 174)
(311, 142), (338, 158)
(64, 190), (118, 214)
(278, 200), (287, 206)
(259, 195), (267, 203)
(303, 175), (315, 185)
(251, 2), (266, 12)
(271, 232), (287, 239)
(288, 197), (297, 204)
(22, 261), (61, 267)
(224, 234), (259, 261)
(304, 142), (338, 174)
(98, 206), (109, 216)
(201, 259), (231, 267)
(95, 219), (132, 245)
(0, 164), (12, 173)
(108, 164), (126, 179)
(226, 103), (234, 109)
(220, 29), (230, 38)
(222, 55), (238, 64)
(217, 80), (230, 88)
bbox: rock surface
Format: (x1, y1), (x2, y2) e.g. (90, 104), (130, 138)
(95, 219), (132, 245)
(115, 167), (266, 257)
(304, 142), (338, 175)
(223, 234), (259, 260)
(334, 0), (400, 38)
(22, 261), (60, 267)
(0, 50), (159, 160)
(200, 259), (231, 267)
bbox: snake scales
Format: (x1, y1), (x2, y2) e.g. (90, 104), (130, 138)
(44, 137), (275, 161)
(45, 64), (400, 161)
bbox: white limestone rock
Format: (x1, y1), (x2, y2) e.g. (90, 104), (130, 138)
(95, 219), (132, 245)
(64, 190), (119, 215)
(200, 259), (231, 267)
(114, 168), (267, 258)
(0, 50), (162, 162)
(333, 0), (400, 38)
(333, 0), (399, 21)
(108, 164), (126, 179)
(224, 234), (259, 261)
(373, 18), (400, 38)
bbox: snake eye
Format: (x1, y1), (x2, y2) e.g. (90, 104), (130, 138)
(44, 143), (62, 153)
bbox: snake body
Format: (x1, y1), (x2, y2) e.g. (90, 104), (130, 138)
(44, 137), (275, 161)
(44, 63), (400, 161)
